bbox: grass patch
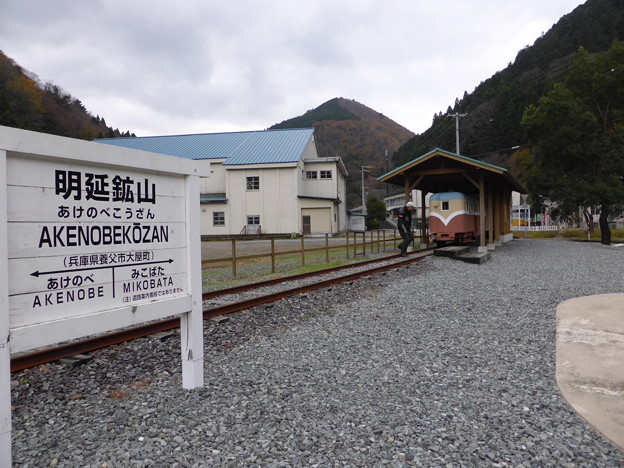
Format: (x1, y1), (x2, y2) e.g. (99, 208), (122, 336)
(560, 229), (587, 238)
(526, 231), (559, 239)
(202, 241), (406, 292)
(524, 228), (624, 242)
(562, 228), (624, 241)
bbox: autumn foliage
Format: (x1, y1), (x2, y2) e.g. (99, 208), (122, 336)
(0, 50), (133, 140)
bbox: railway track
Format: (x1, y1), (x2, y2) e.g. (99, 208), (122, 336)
(10, 248), (434, 372)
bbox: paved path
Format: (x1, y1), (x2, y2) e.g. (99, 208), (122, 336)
(556, 293), (624, 451)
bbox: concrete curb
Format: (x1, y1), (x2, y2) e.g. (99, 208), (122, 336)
(556, 293), (624, 452)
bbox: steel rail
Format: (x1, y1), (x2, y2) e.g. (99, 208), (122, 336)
(11, 251), (432, 373)
(202, 253), (431, 319)
(203, 247), (436, 299)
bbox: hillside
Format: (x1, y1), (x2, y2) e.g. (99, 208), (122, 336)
(0, 50), (133, 140)
(393, 0), (624, 175)
(271, 97), (415, 205)
(4, 0), (621, 207)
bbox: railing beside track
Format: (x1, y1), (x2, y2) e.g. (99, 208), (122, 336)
(202, 229), (408, 279)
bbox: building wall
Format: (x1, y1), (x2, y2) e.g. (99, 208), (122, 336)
(301, 207), (332, 233)
(226, 166), (299, 234)
(300, 158), (347, 234)
(198, 137), (348, 236)
(299, 197), (338, 234)
(302, 161), (339, 199)
(199, 159), (226, 193)
(200, 202), (228, 234)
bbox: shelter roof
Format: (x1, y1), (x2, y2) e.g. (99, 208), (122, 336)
(378, 148), (525, 194)
(95, 128), (315, 165)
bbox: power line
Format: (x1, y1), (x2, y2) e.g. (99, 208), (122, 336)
(411, 118), (455, 151)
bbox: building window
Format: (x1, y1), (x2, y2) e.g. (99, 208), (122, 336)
(305, 171), (317, 179)
(320, 170), (332, 179)
(247, 215), (260, 225)
(246, 176), (259, 190)
(442, 201), (450, 211)
(213, 211), (225, 226)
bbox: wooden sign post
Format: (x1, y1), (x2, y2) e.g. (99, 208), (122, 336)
(0, 126), (209, 467)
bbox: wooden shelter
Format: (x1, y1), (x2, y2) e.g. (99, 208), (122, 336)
(378, 148), (526, 252)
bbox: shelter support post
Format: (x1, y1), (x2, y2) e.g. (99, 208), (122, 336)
(478, 175), (487, 253)
(462, 171), (488, 253)
(501, 190), (514, 243)
(181, 174), (204, 389)
(487, 185), (495, 251)
(495, 185), (503, 246)
(420, 190), (429, 245)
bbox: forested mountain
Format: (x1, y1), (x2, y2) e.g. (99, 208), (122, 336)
(0, 51), (133, 140)
(271, 97), (415, 205)
(394, 0), (624, 173)
(3, 0), (622, 209)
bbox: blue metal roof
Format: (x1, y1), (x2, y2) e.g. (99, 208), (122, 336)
(95, 128), (315, 165)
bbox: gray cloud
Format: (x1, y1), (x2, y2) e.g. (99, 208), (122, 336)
(0, 0), (586, 135)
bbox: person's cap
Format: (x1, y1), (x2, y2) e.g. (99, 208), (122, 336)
(406, 201), (416, 208)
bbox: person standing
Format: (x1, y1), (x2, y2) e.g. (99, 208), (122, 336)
(397, 201), (416, 256)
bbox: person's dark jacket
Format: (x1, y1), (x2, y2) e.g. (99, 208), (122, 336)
(397, 205), (412, 229)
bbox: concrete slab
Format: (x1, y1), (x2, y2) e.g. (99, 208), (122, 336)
(457, 251), (491, 264)
(433, 246), (470, 258)
(556, 294), (624, 452)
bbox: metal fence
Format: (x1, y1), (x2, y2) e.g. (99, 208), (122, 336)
(511, 225), (559, 232)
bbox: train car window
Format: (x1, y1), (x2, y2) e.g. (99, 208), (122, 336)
(442, 201), (449, 211)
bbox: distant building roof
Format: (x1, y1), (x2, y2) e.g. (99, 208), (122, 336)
(95, 128), (315, 166)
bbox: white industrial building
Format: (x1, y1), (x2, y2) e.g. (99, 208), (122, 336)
(96, 128), (348, 237)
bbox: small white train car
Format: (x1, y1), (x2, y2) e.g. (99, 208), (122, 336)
(429, 192), (479, 244)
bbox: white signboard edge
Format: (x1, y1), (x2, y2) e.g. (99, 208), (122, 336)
(181, 174), (204, 389)
(0, 125), (211, 178)
(1, 149), (13, 467)
(10, 295), (193, 355)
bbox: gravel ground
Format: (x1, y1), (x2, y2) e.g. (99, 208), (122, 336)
(11, 239), (624, 467)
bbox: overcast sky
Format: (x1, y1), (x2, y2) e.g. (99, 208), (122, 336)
(1, 0), (586, 137)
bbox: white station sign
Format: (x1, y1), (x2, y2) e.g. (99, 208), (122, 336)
(0, 126), (209, 468)
(8, 157), (189, 328)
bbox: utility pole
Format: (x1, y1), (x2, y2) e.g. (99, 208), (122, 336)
(384, 150), (389, 194)
(361, 165), (371, 214)
(447, 112), (467, 154)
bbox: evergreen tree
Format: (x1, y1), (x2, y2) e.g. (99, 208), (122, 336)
(522, 41), (624, 244)
(365, 194), (387, 230)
